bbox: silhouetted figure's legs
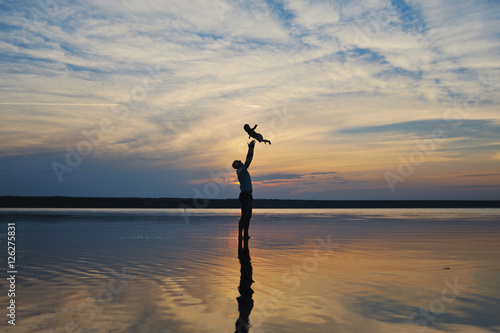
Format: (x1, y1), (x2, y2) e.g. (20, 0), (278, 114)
(239, 192), (253, 239)
(235, 238), (254, 333)
(256, 133), (271, 145)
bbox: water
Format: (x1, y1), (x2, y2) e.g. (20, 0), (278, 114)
(0, 208), (499, 333)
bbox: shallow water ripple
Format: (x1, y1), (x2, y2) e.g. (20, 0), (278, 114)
(0, 208), (499, 333)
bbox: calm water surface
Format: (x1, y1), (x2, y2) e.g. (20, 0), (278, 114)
(0, 208), (499, 333)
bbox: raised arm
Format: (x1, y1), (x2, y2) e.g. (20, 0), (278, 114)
(244, 140), (256, 169)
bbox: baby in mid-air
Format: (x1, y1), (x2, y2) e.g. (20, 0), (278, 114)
(244, 124), (271, 145)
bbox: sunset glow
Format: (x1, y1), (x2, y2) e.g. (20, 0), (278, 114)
(1, 0), (499, 199)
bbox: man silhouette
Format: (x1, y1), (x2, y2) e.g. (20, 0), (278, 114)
(232, 140), (256, 240)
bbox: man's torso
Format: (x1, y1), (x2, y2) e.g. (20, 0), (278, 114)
(237, 166), (252, 192)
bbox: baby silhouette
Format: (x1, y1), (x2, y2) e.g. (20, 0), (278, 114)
(244, 124), (271, 145)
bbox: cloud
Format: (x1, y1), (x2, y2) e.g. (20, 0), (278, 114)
(253, 173), (303, 182)
(338, 119), (500, 138)
(1, 0), (499, 198)
(439, 185), (500, 189)
(337, 119), (500, 162)
(310, 171), (338, 175)
(249, 171), (366, 194)
(284, 0), (340, 29)
(458, 173), (500, 178)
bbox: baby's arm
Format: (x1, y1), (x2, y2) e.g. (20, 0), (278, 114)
(252, 124), (257, 130)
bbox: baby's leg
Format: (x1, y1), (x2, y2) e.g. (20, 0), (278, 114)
(256, 134), (263, 142)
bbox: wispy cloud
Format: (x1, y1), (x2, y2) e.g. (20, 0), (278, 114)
(253, 173), (303, 182)
(338, 119), (500, 138)
(458, 174), (500, 178)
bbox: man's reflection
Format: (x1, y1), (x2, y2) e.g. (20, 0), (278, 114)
(235, 238), (254, 333)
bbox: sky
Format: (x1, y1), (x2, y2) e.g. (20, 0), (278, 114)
(0, 0), (499, 200)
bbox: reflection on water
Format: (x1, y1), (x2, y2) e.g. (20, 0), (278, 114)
(0, 208), (499, 332)
(235, 238), (254, 333)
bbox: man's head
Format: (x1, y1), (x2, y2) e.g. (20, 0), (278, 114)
(232, 160), (243, 169)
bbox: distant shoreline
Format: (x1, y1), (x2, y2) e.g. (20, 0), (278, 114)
(1, 196), (499, 209)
